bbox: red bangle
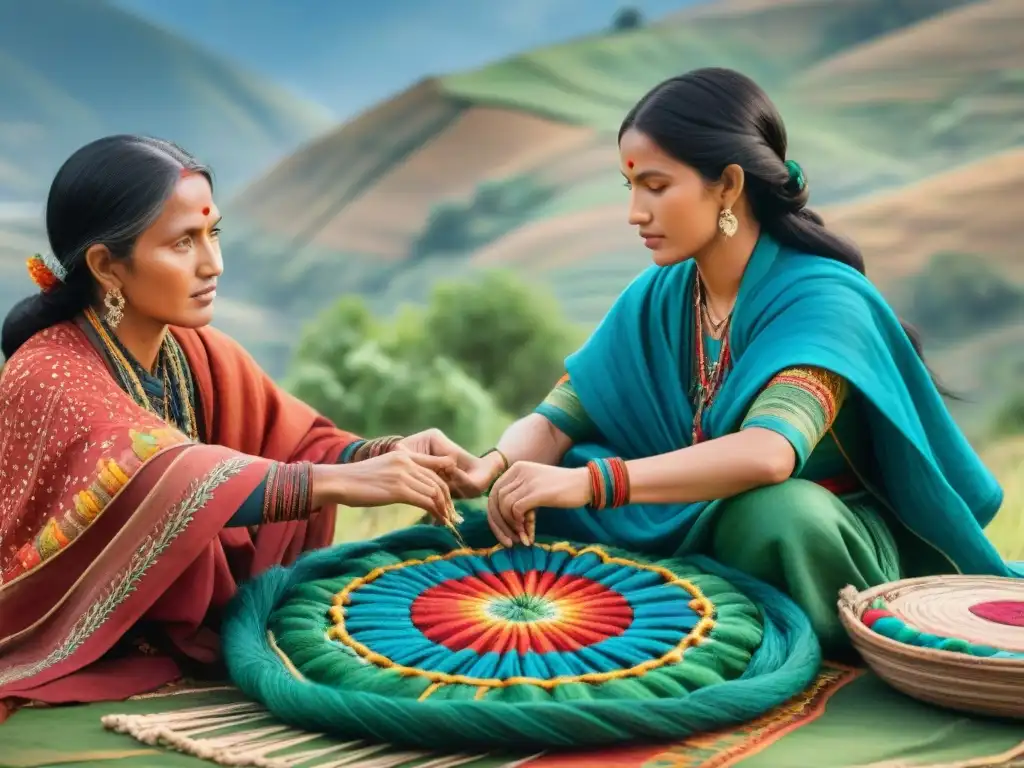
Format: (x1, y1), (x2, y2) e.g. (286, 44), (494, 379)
(585, 457), (630, 511)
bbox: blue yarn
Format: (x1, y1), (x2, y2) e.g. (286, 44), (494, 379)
(222, 523), (821, 750)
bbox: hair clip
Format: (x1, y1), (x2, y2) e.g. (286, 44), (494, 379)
(26, 253), (66, 293)
(785, 159), (806, 192)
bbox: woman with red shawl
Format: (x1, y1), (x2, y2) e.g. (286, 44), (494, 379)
(0, 135), (480, 719)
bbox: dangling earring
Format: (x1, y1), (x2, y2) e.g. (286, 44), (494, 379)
(104, 287), (126, 328)
(718, 208), (739, 238)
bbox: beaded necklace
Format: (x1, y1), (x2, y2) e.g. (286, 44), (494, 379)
(83, 307), (200, 441)
(690, 277), (732, 444)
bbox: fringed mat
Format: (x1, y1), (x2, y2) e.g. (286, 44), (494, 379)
(99, 667), (858, 768)
(5, 666), (1024, 768)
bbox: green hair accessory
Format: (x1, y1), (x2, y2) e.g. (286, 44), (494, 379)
(785, 159), (806, 192)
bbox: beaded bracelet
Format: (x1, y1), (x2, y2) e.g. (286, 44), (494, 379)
(262, 461), (315, 523)
(481, 448), (510, 497)
(585, 457), (631, 510)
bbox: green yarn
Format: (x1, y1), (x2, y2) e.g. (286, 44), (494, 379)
(784, 159), (806, 191)
(222, 520), (821, 750)
(488, 593), (558, 623)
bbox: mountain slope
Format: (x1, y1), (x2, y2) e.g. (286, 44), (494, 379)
(795, 0), (1024, 161)
(823, 147), (1024, 287)
(0, 0), (333, 202)
(224, 0), (975, 330)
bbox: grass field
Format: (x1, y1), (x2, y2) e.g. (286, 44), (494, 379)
(333, 435), (1024, 563)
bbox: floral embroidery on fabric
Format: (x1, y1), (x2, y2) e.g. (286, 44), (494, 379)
(8, 427), (187, 579)
(0, 456), (250, 689)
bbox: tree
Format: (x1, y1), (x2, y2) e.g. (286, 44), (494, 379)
(284, 295), (504, 453)
(611, 7), (644, 31)
(421, 271), (585, 417)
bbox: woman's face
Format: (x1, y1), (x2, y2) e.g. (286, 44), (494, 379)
(100, 173), (223, 329)
(619, 128), (723, 266)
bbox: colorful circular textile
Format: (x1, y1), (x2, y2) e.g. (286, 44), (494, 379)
(329, 543), (719, 691)
(222, 524), (820, 750)
(860, 578), (1024, 659)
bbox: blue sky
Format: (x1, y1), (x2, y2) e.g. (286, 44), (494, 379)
(113, 0), (699, 117)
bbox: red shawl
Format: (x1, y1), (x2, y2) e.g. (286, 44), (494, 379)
(0, 322), (359, 717)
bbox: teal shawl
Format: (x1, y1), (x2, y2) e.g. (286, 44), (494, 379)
(540, 234), (1019, 578)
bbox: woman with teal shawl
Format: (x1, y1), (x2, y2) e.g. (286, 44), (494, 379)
(470, 68), (1019, 656)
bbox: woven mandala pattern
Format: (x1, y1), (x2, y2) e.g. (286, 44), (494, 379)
(326, 544), (715, 689)
(223, 525), (820, 750)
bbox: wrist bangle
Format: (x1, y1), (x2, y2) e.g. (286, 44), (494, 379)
(481, 448), (510, 472)
(354, 435), (404, 462)
(481, 448), (510, 497)
(585, 457), (630, 511)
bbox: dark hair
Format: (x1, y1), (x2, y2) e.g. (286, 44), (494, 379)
(620, 67), (945, 387)
(1, 135), (212, 360)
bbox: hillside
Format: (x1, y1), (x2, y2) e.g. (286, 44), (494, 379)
(796, 0), (1024, 162)
(222, 0), (977, 335)
(823, 148), (1024, 286)
(0, 0), (333, 203)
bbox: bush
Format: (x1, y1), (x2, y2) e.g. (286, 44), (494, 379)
(990, 390), (1024, 441)
(411, 176), (555, 261)
(284, 271), (586, 449)
(421, 271), (585, 417)
(904, 252), (1024, 341)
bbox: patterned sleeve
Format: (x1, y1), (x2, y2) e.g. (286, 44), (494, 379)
(534, 374), (600, 444)
(740, 367), (848, 473)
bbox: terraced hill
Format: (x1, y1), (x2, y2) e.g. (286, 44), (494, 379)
(222, 0), (994, 329)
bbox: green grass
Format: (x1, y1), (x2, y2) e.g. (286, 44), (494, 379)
(982, 437), (1024, 561)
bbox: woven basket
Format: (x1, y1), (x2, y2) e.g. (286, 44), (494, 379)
(838, 576), (1024, 719)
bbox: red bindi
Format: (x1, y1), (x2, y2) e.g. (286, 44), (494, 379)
(626, 159), (634, 169)
(202, 206), (210, 216)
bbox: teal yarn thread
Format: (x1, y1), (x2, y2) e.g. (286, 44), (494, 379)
(784, 159), (806, 192)
(865, 600), (1024, 661)
(221, 519), (821, 750)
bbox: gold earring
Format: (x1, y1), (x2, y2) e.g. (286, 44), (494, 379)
(718, 208), (739, 238)
(104, 287), (126, 328)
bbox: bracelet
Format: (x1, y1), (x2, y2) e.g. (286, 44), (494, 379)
(481, 448), (510, 497)
(263, 461), (315, 523)
(481, 448), (510, 472)
(585, 457), (631, 511)
(353, 435), (404, 462)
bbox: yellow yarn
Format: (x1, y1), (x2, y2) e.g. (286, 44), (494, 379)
(327, 541), (717, 690)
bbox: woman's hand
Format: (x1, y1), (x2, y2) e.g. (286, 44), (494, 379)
(396, 429), (495, 499)
(487, 462), (591, 547)
(323, 451), (457, 524)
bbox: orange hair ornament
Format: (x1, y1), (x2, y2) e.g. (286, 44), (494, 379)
(26, 253), (67, 293)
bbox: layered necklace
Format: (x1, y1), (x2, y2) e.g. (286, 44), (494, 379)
(690, 276), (733, 444)
(83, 307), (200, 441)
